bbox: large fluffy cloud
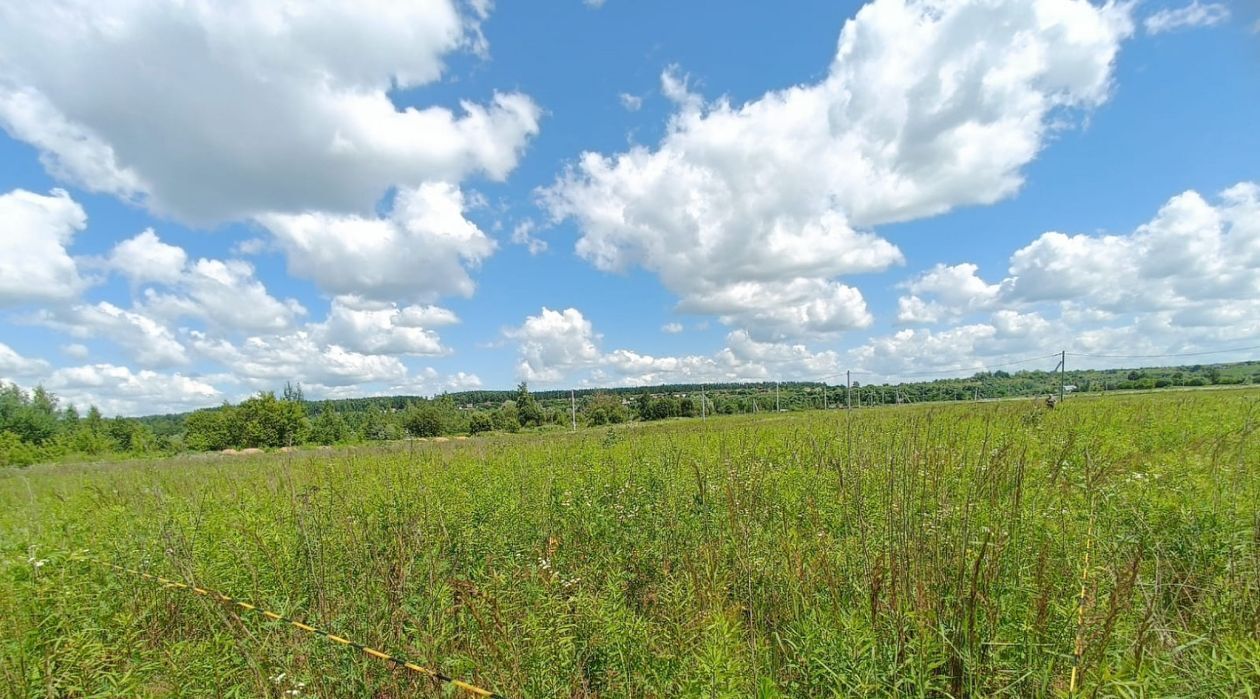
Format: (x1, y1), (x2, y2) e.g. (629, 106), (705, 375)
(188, 331), (409, 390)
(846, 306), (1259, 383)
(175, 290), (466, 393)
(506, 307), (844, 386)
(0, 342), (51, 380)
(504, 307), (603, 382)
(9, 219), (471, 410)
(877, 182), (1260, 377)
(897, 262), (1001, 323)
(848, 311), (1057, 380)
(0, 189), (88, 306)
(1003, 185), (1260, 310)
(29, 302), (188, 367)
(517, 184), (1260, 387)
(544, 0), (1132, 339)
(258, 182), (495, 302)
(107, 229), (188, 285)
(0, 0), (540, 224)
(0, 0), (541, 340)
(900, 182), (1260, 321)
(141, 258), (307, 333)
(184, 324), (478, 403)
(41, 364), (221, 416)
(318, 295), (458, 356)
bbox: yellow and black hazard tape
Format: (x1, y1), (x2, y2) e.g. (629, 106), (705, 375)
(1068, 510), (1095, 694)
(82, 556), (504, 698)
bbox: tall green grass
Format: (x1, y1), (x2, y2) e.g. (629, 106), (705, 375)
(2, 390), (1257, 697)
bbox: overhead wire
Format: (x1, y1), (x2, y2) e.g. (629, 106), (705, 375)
(1066, 344), (1260, 360)
(803, 342), (1259, 387)
(813, 352), (1061, 384)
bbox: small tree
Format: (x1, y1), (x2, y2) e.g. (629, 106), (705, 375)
(310, 402), (349, 445)
(469, 411), (493, 434)
(584, 392), (629, 426)
(402, 402), (443, 438)
(236, 392), (306, 448)
(635, 393), (653, 421)
(515, 382), (543, 427)
(0, 430), (38, 467)
(0, 383), (59, 445)
(185, 406), (238, 451)
(282, 381), (305, 403)
(492, 402), (521, 432)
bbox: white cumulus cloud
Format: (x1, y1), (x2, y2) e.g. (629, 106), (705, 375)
(142, 258), (307, 333)
(1002, 184), (1260, 311)
(544, 0), (1132, 340)
(0, 342), (51, 380)
(0, 0), (541, 224)
(507, 307), (845, 387)
(874, 182), (1260, 378)
(259, 182), (496, 302)
(188, 331), (408, 391)
(318, 295), (458, 356)
(505, 307), (603, 382)
(897, 263), (1001, 323)
(895, 183), (1260, 324)
(107, 229), (188, 285)
(0, 188), (88, 306)
(43, 364), (221, 416)
(28, 301), (188, 367)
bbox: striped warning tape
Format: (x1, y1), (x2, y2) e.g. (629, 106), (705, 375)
(1068, 509), (1095, 694)
(82, 556), (504, 698)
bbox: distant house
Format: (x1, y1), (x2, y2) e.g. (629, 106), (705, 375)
(1064, 385), (1078, 392)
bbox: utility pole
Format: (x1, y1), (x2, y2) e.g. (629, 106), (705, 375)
(846, 370), (852, 410)
(823, 383), (828, 410)
(570, 389), (576, 432)
(1059, 350), (1066, 404)
(701, 385), (707, 419)
(775, 381), (780, 412)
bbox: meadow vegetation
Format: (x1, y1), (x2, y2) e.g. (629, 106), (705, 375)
(129, 359), (1260, 452)
(1, 389), (1257, 697)
(5, 361), (1258, 469)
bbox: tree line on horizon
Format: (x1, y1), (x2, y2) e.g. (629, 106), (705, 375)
(3, 362), (1257, 467)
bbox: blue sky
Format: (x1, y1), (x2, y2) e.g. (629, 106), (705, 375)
(1, 0), (1258, 415)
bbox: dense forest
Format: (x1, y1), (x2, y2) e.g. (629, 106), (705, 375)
(3, 360), (1258, 467)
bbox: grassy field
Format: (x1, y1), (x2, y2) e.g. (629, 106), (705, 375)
(2, 390), (1257, 698)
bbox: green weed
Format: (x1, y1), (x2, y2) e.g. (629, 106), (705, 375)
(1, 390), (1257, 697)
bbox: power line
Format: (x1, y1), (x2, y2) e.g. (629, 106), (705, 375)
(1066, 344), (1260, 360)
(651, 343), (1257, 411)
(894, 353), (1062, 377)
(811, 353), (1062, 385)
(814, 343), (1260, 387)
(829, 353), (1061, 383)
